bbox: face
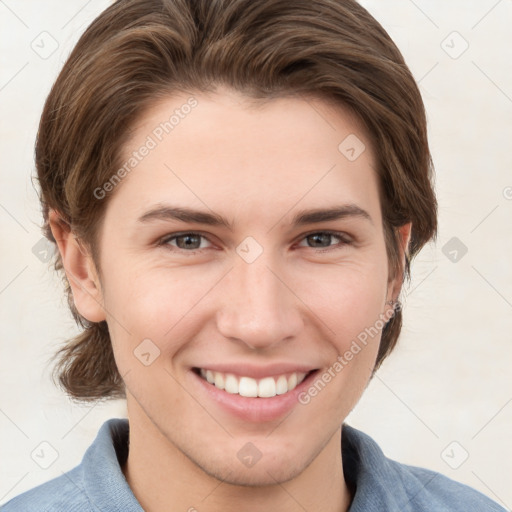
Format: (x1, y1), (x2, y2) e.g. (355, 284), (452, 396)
(75, 87), (407, 485)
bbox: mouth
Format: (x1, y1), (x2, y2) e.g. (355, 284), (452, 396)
(193, 367), (315, 398)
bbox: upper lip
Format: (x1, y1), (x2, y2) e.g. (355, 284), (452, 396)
(192, 363), (318, 379)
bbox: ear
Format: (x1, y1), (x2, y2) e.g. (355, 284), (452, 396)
(48, 209), (106, 323)
(387, 222), (412, 303)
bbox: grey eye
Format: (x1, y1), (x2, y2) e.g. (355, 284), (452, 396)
(163, 233), (211, 251)
(174, 234), (203, 249)
(305, 233), (335, 248)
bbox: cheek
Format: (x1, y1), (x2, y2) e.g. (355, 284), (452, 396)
(293, 257), (389, 342)
(101, 258), (219, 354)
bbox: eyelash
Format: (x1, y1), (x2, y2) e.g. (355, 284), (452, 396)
(158, 230), (353, 254)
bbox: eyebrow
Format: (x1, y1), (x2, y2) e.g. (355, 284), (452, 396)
(137, 203), (372, 229)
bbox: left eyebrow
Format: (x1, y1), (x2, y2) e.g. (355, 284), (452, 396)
(290, 204), (373, 226)
(136, 203), (373, 229)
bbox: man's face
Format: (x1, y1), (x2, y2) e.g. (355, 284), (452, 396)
(93, 88), (401, 485)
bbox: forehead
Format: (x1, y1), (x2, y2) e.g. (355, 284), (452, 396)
(107, 88), (380, 228)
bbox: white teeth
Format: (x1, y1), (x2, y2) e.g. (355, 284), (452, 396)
(288, 373), (297, 391)
(224, 374), (239, 394)
(214, 372), (225, 390)
(276, 375), (288, 395)
(239, 377), (258, 397)
(197, 369), (310, 397)
(258, 377), (276, 397)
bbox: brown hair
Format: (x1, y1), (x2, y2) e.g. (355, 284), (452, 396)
(37, 0), (437, 402)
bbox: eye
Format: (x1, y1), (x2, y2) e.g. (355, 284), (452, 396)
(160, 232), (212, 252)
(158, 230), (352, 254)
(297, 231), (352, 252)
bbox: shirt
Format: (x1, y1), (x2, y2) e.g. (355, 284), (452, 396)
(1, 418), (506, 511)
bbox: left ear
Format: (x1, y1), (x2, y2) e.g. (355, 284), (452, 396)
(387, 222), (412, 302)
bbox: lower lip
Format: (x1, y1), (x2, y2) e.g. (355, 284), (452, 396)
(189, 369), (319, 423)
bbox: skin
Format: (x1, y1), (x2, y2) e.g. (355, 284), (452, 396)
(50, 86), (411, 512)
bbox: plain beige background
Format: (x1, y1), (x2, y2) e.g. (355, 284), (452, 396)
(1, 0), (511, 508)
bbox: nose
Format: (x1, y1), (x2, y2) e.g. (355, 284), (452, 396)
(215, 252), (303, 351)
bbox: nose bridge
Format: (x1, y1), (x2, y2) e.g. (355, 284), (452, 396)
(216, 248), (302, 349)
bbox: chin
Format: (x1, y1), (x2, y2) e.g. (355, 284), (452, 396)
(199, 456), (308, 487)
(182, 435), (320, 488)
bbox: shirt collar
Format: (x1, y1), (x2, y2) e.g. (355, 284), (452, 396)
(342, 423), (433, 511)
(82, 418), (143, 511)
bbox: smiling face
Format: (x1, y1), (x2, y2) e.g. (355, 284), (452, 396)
(62, 87), (409, 488)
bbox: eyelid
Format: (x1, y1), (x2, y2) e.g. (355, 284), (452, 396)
(297, 229), (353, 242)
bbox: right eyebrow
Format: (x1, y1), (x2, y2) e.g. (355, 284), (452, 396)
(138, 205), (234, 230)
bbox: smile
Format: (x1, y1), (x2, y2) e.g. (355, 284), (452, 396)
(196, 368), (309, 398)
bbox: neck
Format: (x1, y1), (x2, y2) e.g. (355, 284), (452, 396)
(122, 402), (352, 512)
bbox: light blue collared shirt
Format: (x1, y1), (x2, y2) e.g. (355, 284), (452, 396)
(1, 418), (507, 511)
